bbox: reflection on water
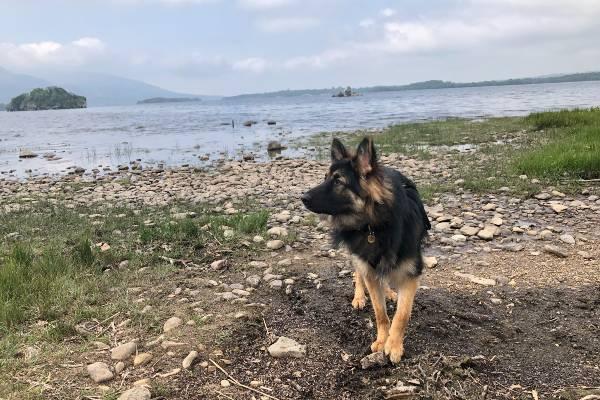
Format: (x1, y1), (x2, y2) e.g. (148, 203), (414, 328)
(1, 81), (599, 178)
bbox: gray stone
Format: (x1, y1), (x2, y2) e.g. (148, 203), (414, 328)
(111, 342), (137, 361)
(454, 272), (496, 286)
(559, 234), (575, 245)
(268, 336), (306, 358)
(267, 227), (288, 237)
(360, 352), (387, 369)
(87, 362), (114, 383)
(543, 245), (568, 258)
(477, 225), (497, 240)
(266, 240), (284, 250)
(460, 226), (480, 236)
(269, 279), (283, 289)
(163, 317), (183, 333)
(118, 387), (151, 400)
(182, 351), (199, 369)
(246, 275), (261, 287)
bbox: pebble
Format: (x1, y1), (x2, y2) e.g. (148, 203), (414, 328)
(460, 226), (479, 236)
(246, 275), (261, 287)
(434, 222), (450, 232)
(490, 216), (503, 226)
(454, 272), (496, 286)
(115, 361), (125, 374)
(111, 342), (137, 361)
(182, 351), (199, 369)
(477, 225), (497, 240)
(87, 362), (114, 383)
(550, 204), (568, 213)
(360, 352), (387, 369)
(221, 380), (231, 387)
(163, 317), (183, 333)
(268, 336), (306, 358)
(117, 386), (151, 400)
(269, 280), (283, 289)
(451, 234), (467, 243)
(423, 256), (438, 269)
(210, 259), (228, 270)
(543, 244), (568, 258)
(133, 353), (153, 367)
(559, 234), (575, 245)
(267, 227), (288, 237)
(266, 240), (285, 250)
(482, 203), (497, 211)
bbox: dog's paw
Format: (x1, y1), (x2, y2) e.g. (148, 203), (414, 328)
(351, 295), (367, 309)
(384, 336), (404, 364)
(370, 338), (386, 353)
(385, 288), (398, 302)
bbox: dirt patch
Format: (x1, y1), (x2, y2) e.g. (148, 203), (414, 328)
(172, 257), (600, 399)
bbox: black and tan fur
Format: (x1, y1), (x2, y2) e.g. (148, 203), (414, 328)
(301, 137), (430, 363)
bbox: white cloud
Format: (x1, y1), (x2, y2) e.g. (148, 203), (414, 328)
(257, 17), (318, 33)
(359, 18), (375, 28)
(380, 8), (396, 17)
(284, 49), (348, 69)
(110, 0), (220, 5)
(72, 37), (106, 50)
(0, 37), (106, 68)
(238, 0), (293, 9)
(232, 57), (269, 72)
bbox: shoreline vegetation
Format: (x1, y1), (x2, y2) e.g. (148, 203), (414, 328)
(299, 107), (600, 198)
(0, 108), (599, 399)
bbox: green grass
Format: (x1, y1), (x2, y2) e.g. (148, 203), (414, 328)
(0, 200), (268, 334)
(516, 109), (600, 179)
(526, 107), (600, 129)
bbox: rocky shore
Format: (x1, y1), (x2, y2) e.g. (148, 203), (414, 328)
(1, 149), (599, 399)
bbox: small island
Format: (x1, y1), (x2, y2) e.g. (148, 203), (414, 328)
(332, 86), (360, 97)
(6, 87), (86, 112)
(137, 97), (202, 105)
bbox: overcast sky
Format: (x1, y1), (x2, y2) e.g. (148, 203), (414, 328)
(1, 0), (600, 95)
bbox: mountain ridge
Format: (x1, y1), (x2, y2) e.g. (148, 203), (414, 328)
(0, 67), (215, 107)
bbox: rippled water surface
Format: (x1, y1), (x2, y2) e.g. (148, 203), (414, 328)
(1, 81), (599, 177)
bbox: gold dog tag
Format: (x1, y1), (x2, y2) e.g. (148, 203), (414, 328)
(367, 233), (376, 244)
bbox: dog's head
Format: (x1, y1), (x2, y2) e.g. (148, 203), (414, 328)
(301, 137), (391, 219)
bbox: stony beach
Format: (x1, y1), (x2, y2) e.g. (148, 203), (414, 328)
(1, 129), (599, 400)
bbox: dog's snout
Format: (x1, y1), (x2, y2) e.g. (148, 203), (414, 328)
(301, 193), (312, 207)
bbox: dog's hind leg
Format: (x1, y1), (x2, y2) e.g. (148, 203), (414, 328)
(384, 276), (419, 364)
(362, 272), (390, 353)
(351, 270), (367, 310)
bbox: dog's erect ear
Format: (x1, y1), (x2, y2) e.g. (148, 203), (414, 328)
(355, 137), (377, 175)
(331, 138), (349, 161)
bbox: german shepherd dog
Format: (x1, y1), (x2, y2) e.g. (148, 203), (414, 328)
(301, 137), (430, 363)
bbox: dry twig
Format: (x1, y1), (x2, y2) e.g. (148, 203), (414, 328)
(209, 359), (281, 400)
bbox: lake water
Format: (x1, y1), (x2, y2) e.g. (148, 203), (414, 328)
(1, 81), (600, 178)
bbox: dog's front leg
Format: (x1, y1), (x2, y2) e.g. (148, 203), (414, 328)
(351, 270), (367, 309)
(362, 273), (389, 352)
(385, 276), (419, 363)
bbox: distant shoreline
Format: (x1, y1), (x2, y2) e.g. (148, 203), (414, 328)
(225, 72), (600, 100)
(137, 97), (203, 105)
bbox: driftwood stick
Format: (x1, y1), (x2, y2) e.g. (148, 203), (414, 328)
(209, 359), (281, 400)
